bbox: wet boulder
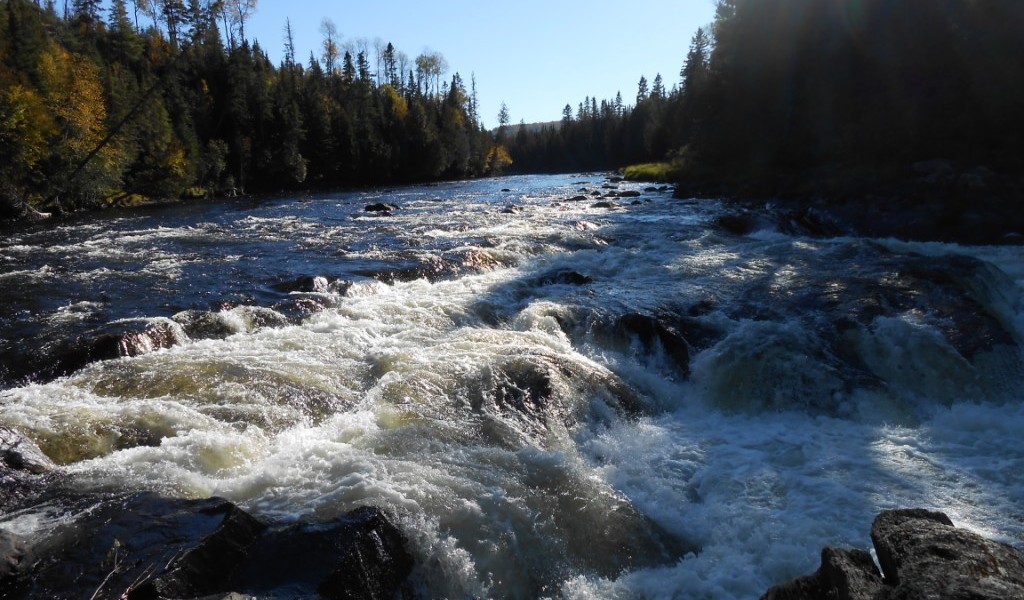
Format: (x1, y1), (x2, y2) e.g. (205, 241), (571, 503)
(872, 509), (1024, 599)
(363, 202), (400, 213)
(173, 310), (238, 340)
(611, 311), (722, 379)
(1, 427), (54, 475)
(227, 506), (414, 600)
(761, 509), (1024, 600)
(39, 318), (184, 381)
(5, 493), (266, 600)
(3, 492), (415, 600)
(0, 530), (35, 584)
(714, 211), (766, 235)
(1, 427), (58, 513)
(761, 547), (883, 600)
(777, 206), (844, 237)
(173, 307), (291, 340)
(534, 270), (594, 287)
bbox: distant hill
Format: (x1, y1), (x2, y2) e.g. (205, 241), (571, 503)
(492, 121), (562, 135)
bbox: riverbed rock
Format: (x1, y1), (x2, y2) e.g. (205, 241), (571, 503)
(1, 427), (54, 475)
(3, 493), (415, 600)
(761, 509), (1024, 600)
(603, 311), (723, 380)
(762, 547), (883, 600)
(534, 270), (594, 287)
(872, 509), (1024, 599)
(364, 202), (400, 213)
(173, 309), (238, 339)
(0, 530), (35, 583)
(228, 506), (414, 600)
(35, 318), (184, 383)
(714, 211), (765, 235)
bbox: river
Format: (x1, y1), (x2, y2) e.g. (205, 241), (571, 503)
(2, 174), (1023, 598)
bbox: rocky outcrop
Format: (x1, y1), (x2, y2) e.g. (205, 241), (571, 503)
(761, 509), (1024, 600)
(1, 492), (414, 600)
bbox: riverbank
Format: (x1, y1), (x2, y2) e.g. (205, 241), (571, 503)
(670, 160), (1024, 246)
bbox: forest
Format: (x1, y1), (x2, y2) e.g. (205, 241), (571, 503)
(0, 0), (502, 218)
(2, 0), (1023, 220)
(508, 0), (1024, 197)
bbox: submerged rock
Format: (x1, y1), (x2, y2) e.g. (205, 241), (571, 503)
(761, 509), (1024, 600)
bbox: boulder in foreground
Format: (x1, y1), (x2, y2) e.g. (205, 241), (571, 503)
(762, 508), (1024, 600)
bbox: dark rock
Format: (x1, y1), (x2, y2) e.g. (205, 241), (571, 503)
(0, 530), (35, 583)
(535, 270), (594, 286)
(363, 202), (399, 213)
(353, 255), (459, 284)
(616, 313), (694, 377)
(616, 190), (642, 198)
(591, 201), (617, 209)
(714, 212), (763, 235)
(9, 493), (266, 600)
(227, 506), (413, 600)
(40, 318), (183, 381)
(631, 200), (643, 205)
(566, 195), (588, 202)
(762, 509), (1024, 600)
(3, 491), (415, 600)
(778, 206), (844, 237)
(871, 509), (1024, 599)
(645, 186), (660, 192)
(173, 310), (238, 340)
(762, 547), (883, 600)
(501, 188), (512, 192)
(137, 501), (268, 599)
(268, 274), (333, 294)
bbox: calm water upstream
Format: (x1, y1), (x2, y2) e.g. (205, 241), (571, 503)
(2, 174), (1023, 598)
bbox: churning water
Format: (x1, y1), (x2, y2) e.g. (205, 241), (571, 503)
(2, 174), (1023, 598)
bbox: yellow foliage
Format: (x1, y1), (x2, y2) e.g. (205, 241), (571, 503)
(381, 84), (409, 121)
(0, 82), (55, 171)
(485, 145), (513, 175)
(38, 44), (107, 155)
(164, 144), (190, 179)
(36, 42), (126, 194)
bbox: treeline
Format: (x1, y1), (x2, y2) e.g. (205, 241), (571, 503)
(0, 0), (502, 216)
(508, 0), (1024, 188)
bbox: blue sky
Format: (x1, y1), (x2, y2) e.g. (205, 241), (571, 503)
(244, 0), (717, 127)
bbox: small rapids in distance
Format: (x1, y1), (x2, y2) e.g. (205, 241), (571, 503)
(2, 174), (1023, 598)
